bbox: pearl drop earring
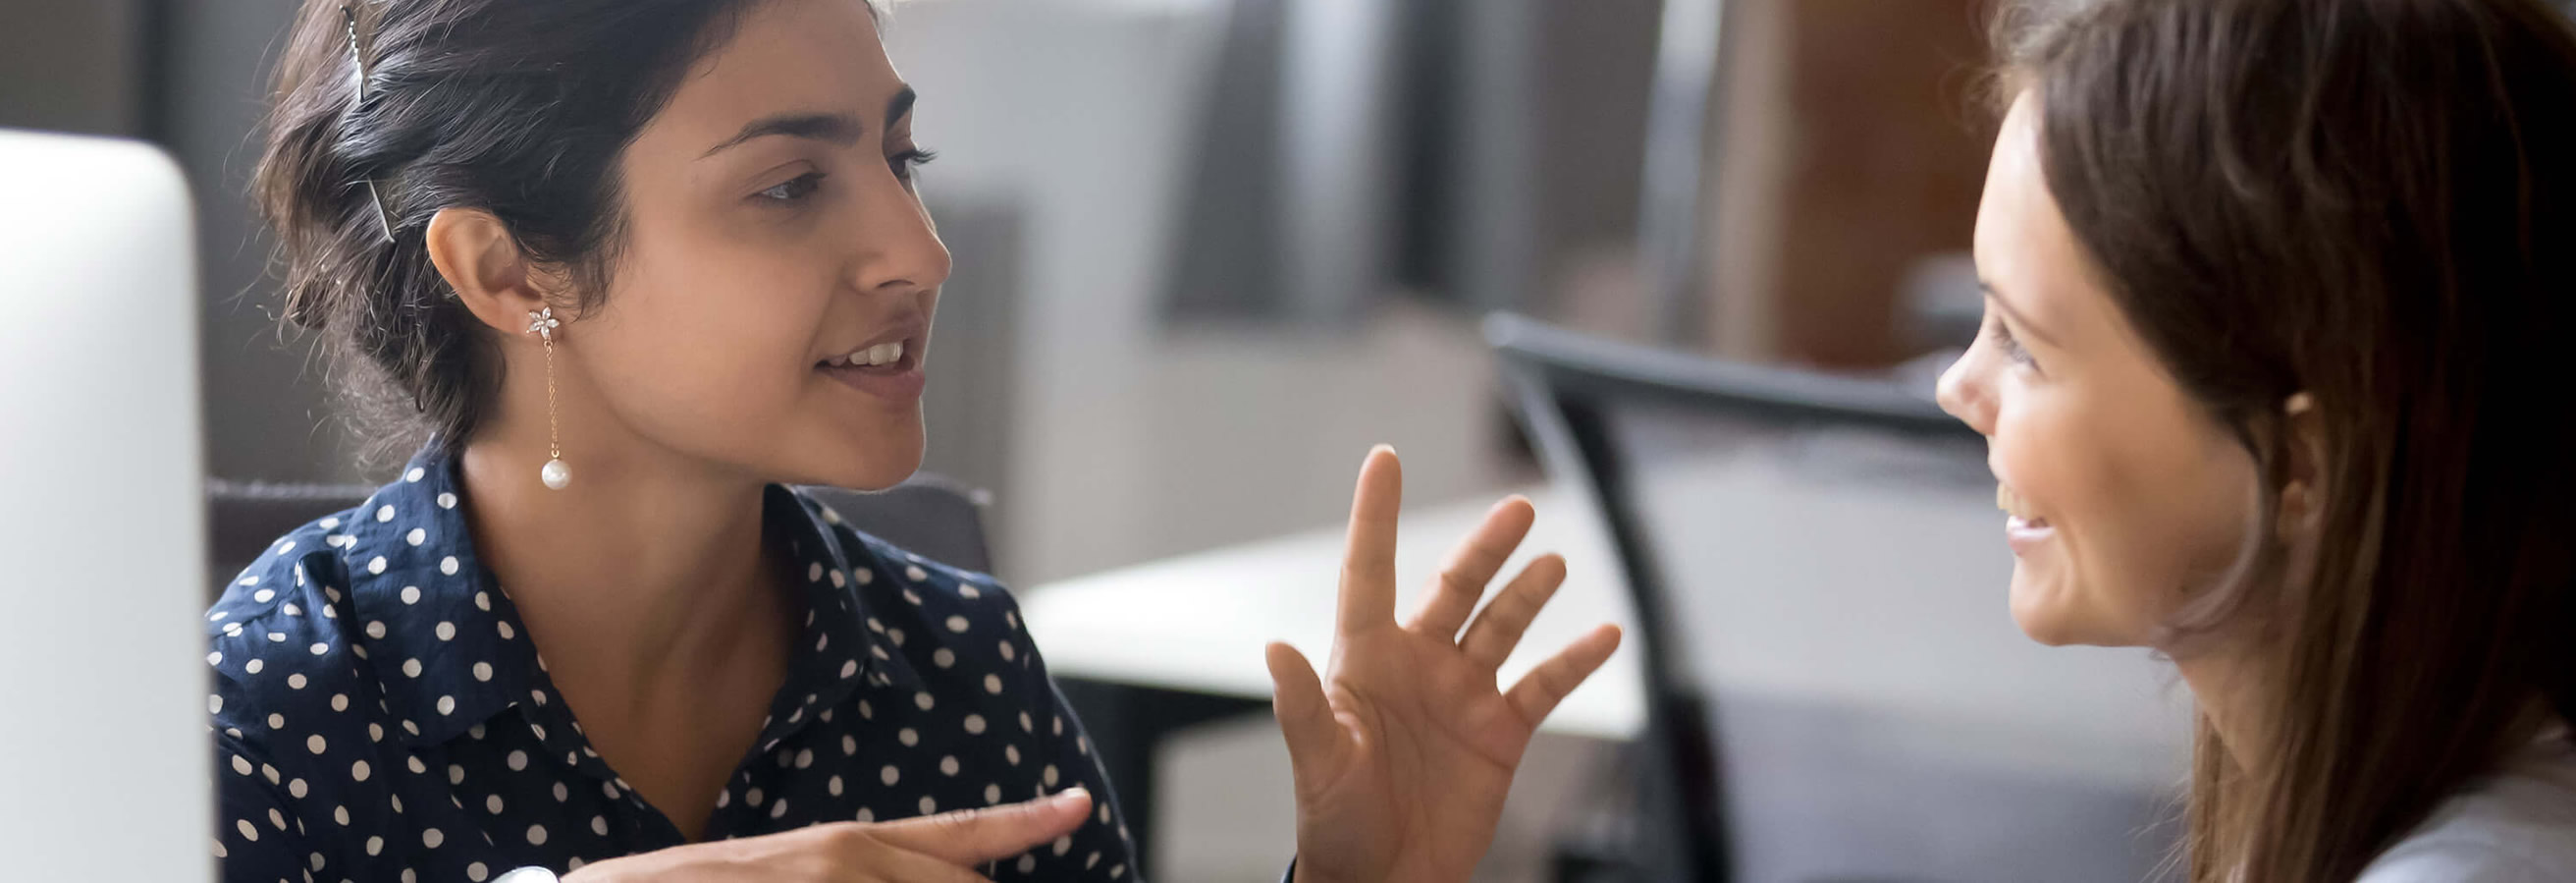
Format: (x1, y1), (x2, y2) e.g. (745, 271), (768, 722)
(526, 306), (571, 490)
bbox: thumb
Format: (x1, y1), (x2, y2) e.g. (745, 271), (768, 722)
(867, 787), (1093, 866)
(1265, 641), (1340, 767)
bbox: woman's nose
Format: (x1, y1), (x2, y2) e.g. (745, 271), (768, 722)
(1936, 351), (1996, 436)
(850, 178), (952, 296)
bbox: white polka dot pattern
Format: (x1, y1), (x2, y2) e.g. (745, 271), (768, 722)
(204, 447), (1135, 881)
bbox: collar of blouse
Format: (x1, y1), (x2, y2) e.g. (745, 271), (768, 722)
(327, 443), (927, 753)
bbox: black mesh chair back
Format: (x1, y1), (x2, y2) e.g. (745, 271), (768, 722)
(1489, 313), (2181, 883)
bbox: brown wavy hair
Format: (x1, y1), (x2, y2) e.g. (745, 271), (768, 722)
(1995, 0), (2576, 879)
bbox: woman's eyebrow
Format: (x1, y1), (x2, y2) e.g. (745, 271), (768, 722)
(698, 85), (919, 159)
(700, 112), (862, 158)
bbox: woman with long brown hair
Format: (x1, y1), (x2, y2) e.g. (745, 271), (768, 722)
(1940, 0), (2576, 878)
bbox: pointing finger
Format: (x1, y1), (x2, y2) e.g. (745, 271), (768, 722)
(865, 788), (1093, 866)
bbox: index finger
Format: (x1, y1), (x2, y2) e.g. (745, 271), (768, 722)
(863, 787), (1093, 866)
(1338, 445), (1404, 636)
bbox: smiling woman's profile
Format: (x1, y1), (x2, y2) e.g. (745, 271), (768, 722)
(1940, 0), (2576, 880)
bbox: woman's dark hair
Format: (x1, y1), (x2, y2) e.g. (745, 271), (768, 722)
(255, 0), (796, 462)
(1997, 0), (2576, 880)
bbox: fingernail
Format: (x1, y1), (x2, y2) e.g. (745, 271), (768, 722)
(1055, 786), (1090, 802)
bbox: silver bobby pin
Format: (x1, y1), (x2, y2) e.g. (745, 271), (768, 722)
(344, 1), (398, 244)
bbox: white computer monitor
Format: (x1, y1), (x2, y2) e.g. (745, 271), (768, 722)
(0, 128), (212, 879)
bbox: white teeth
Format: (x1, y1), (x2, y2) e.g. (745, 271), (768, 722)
(1998, 484), (2045, 524)
(832, 340), (908, 368)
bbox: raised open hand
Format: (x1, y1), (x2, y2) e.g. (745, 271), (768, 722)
(1266, 446), (1623, 883)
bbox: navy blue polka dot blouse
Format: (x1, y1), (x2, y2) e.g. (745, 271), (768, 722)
(204, 445), (1139, 882)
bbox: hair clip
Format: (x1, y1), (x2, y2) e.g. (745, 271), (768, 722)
(343, 1), (398, 244)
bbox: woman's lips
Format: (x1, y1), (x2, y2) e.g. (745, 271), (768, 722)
(817, 338), (926, 401)
(1998, 483), (2055, 557)
(2006, 515), (2057, 557)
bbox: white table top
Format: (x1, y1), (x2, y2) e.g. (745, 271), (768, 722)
(1021, 484), (1647, 741)
(1021, 444), (2194, 791)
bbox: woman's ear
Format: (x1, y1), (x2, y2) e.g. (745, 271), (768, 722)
(425, 207), (569, 337)
(2276, 392), (2327, 541)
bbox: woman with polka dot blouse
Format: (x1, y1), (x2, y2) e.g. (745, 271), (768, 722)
(212, 1), (1624, 881)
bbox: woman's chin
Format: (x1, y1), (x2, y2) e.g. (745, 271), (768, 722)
(2008, 569), (2152, 648)
(2008, 567), (2088, 646)
(832, 450), (926, 492)
(780, 427), (925, 491)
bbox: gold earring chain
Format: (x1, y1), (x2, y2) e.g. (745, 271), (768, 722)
(544, 334), (561, 462)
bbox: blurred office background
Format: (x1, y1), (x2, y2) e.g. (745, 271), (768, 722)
(0, 0), (2003, 584)
(3, 0), (2227, 880)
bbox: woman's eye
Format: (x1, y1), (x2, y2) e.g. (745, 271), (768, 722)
(1989, 315), (2037, 368)
(890, 147), (939, 184)
(757, 172), (826, 203)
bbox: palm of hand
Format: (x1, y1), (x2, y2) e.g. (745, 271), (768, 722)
(1267, 447), (1623, 883)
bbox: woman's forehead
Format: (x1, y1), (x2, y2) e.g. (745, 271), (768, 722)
(1973, 96), (2078, 326)
(648, 0), (906, 152)
(1973, 90), (2154, 360)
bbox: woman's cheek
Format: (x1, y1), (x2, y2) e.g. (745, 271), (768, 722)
(1998, 387), (2142, 645)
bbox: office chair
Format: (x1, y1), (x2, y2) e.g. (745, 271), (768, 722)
(1489, 313), (2179, 883)
(1490, 312), (1976, 883)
